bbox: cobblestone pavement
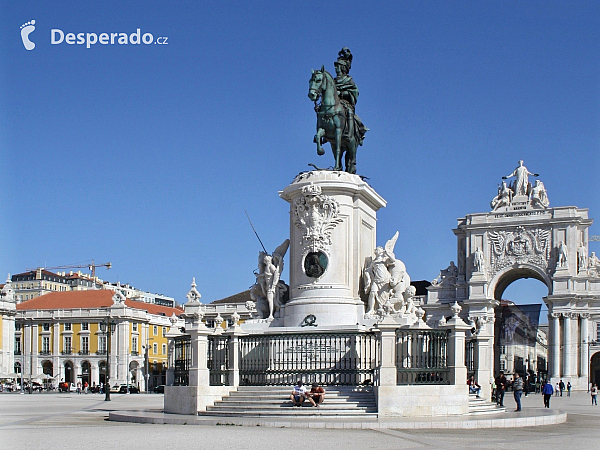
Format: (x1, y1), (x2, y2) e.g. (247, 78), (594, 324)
(1, 390), (599, 449)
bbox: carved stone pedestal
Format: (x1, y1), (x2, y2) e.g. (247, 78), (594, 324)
(279, 170), (386, 327)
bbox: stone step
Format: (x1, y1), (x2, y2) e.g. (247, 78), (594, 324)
(210, 402), (375, 410)
(203, 408), (378, 417)
(217, 398), (376, 406)
(235, 386), (373, 394)
(225, 393), (374, 400)
(207, 385), (378, 419)
(468, 394), (506, 415)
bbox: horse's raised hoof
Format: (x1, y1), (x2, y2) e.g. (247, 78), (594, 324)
(317, 148), (325, 156)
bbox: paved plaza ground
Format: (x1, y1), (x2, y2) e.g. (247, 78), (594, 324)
(1, 390), (599, 449)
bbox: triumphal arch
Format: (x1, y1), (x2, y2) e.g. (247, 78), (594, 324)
(427, 160), (600, 391)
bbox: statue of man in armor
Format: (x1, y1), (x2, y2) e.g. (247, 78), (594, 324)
(334, 48), (368, 145)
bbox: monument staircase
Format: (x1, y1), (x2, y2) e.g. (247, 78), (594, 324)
(203, 385), (378, 419)
(468, 393), (506, 415)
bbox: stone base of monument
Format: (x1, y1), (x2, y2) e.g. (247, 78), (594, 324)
(164, 385), (231, 415)
(277, 170), (385, 328)
(376, 384), (469, 417)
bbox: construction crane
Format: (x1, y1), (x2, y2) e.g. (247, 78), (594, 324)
(27, 260), (112, 279)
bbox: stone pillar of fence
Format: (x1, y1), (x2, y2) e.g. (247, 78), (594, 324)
(440, 302), (471, 386)
(376, 316), (399, 386)
(225, 314), (245, 387)
(164, 300), (212, 415)
(473, 331), (493, 400)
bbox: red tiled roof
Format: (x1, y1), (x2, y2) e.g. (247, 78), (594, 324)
(16, 290), (183, 316)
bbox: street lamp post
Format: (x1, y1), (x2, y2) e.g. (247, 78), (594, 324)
(101, 317), (114, 401)
(143, 336), (154, 393)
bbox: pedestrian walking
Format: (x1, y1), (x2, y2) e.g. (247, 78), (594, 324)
(495, 371), (507, 407)
(512, 373), (524, 411)
(591, 384), (598, 406)
(555, 382), (560, 396)
(566, 381), (571, 397)
(559, 379), (565, 396)
(542, 381), (554, 408)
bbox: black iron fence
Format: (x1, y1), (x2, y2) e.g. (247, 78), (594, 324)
(239, 332), (379, 386)
(465, 339), (475, 376)
(207, 335), (229, 386)
(396, 329), (450, 385)
(174, 336), (191, 386)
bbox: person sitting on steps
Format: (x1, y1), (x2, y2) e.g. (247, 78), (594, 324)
(307, 382), (325, 407)
(290, 380), (307, 407)
(467, 375), (481, 397)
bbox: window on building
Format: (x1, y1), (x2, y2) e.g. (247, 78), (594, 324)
(99, 336), (107, 354)
(132, 336), (138, 354)
(43, 323), (50, 331)
(162, 344), (167, 355)
(132, 323), (138, 332)
(81, 336), (89, 354)
(64, 323), (71, 331)
(64, 336), (72, 354)
(153, 343), (158, 355)
(81, 322), (89, 331)
(500, 345), (506, 355)
(15, 337), (21, 354)
(15, 323), (21, 331)
(597, 323), (600, 342)
(205, 319), (215, 328)
(162, 327), (166, 337)
(500, 360), (506, 371)
(42, 336), (50, 354)
(14, 362), (21, 374)
(153, 325), (158, 335)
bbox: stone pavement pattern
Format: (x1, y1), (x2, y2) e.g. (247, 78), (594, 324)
(1, 391), (599, 450)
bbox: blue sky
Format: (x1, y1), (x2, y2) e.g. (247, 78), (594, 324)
(1, 1), (599, 317)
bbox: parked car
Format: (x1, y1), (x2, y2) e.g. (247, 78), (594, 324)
(58, 382), (76, 392)
(118, 384), (140, 394)
(153, 385), (165, 394)
(110, 384), (121, 393)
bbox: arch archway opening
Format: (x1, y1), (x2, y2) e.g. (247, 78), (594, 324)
(591, 352), (600, 386)
(492, 270), (550, 386)
(64, 361), (74, 384)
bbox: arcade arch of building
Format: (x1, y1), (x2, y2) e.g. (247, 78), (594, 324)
(426, 162), (600, 391)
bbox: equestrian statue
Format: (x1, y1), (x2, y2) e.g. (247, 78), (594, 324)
(308, 48), (368, 174)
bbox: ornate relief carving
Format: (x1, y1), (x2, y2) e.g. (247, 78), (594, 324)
(488, 226), (551, 276)
(292, 183), (343, 254)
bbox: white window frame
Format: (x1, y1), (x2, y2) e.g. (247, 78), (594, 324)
(81, 336), (89, 354)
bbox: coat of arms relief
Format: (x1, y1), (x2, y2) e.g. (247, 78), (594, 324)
(292, 183), (343, 255)
(488, 226), (552, 276)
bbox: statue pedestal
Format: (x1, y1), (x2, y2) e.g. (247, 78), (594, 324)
(279, 170), (386, 327)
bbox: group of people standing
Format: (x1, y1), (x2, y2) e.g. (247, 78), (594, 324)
(491, 371), (600, 409)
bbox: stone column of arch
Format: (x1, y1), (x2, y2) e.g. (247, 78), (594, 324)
(581, 313), (590, 379)
(563, 313), (574, 377)
(550, 313), (561, 379)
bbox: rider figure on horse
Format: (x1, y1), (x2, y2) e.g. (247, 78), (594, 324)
(333, 48), (368, 146)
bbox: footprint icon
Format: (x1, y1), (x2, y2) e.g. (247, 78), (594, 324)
(20, 20), (36, 50)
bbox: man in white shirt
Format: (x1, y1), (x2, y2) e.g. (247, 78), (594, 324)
(290, 380), (307, 407)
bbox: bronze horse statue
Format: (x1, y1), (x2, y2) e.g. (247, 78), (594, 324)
(308, 67), (360, 174)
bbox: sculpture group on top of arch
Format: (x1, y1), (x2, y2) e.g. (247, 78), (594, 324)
(490, 160), (549, 211)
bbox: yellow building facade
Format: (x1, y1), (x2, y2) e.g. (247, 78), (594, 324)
(15, 289), (183, 390)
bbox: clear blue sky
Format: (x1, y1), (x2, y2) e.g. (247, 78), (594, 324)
(1, 1), (599, 315)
